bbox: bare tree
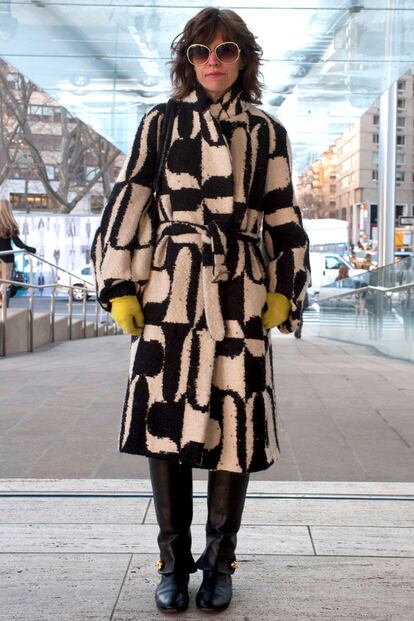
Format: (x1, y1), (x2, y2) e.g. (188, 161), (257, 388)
(0, 59), (121, 213)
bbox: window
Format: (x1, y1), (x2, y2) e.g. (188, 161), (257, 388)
(396, 171), (405, 182)
(397, 98), (406, 109)
(6, 73), (20, 89)
(373, 114), (379, 124)
(396, 152), (405, 165)
(398, 79), (406, 90)
(325, 256), (343, 270)
(372, 133), (379, 143)
(396, 204), (405, 218)
(329, 184), (336, 193)
(9, 193), (50, 210)
(396, 135), (405, 145)
(86, 166), (99, 181)
(45, 165), (56, 180)
(329, 200), (336, 207)
(372, 151), (379, 164)
(372, 170), (379, 180)
(397, 116), (406, 128)
(28, 105), (62, 123)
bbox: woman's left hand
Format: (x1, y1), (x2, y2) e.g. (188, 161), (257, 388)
(262, 292), (291, 329)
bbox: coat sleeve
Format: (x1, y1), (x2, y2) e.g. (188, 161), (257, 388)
(90, 104), (165, 312)
(261, 115), (311, 334)
(12, 235), (36, 254)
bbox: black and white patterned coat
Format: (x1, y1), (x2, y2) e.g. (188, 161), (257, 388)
(91, 80), (310, 473)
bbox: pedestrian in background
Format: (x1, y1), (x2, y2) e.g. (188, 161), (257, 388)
(335, 264), (350, 281)
(91, 6), (310, 614)
(0, 199), (36, 308)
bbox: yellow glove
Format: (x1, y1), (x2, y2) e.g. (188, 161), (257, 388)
(109, 295), (144, 336)
(262, 292), (291, 329)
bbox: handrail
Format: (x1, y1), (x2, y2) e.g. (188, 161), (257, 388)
(319, 281), (414, 302)
(0, 249), (119, 357)
(0, 249), (95, 289)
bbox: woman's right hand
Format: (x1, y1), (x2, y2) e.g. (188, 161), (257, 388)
(109, 295), (144, 336)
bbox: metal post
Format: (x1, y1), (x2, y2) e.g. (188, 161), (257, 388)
(50, 267), (56, 342)
(28, 255), (34, 352)
(378, 1), (396, 268)
(352, 203), (360, 245)
(68, 276), (73, 340)
(82, 289), (87, 337)
(94, 300), (99, 337)
(0, 278), (6, 357)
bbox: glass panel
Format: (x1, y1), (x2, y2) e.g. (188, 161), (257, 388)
(1, 0), (414, 171)
(319, 256), (414, 361)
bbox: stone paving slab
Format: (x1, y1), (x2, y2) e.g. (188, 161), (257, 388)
(0, 480), (413, 620)
(1, 554), (413, 621)
(2, 478), (414, 494)
(1, 328), (414, 481)
(0, 553), (129, 621)
(2, 496), (413, 527)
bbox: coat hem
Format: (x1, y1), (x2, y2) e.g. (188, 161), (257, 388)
(118, 444), (278, 474)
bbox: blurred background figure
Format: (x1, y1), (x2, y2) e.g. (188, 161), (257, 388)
(0, 199), (36, 308)
(335, 264), (350, 281)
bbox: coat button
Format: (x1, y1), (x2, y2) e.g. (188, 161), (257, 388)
(230, 561), (239, 569)
(156, 560), (165, 570)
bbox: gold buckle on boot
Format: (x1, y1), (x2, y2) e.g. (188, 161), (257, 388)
(230, 561), (239, 570)
(156, 559), (165, 570)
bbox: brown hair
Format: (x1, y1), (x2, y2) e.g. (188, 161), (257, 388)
(336, 265), (350, 281)
(0, 199), (19, 238)
(169, 7), (263, 103)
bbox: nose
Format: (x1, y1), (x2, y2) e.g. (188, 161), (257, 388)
(207, 49), (220, 66)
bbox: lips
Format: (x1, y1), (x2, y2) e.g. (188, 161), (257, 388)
(206, 72), (224, 77)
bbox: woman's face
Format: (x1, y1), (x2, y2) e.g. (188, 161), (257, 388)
(191, 32), (243, 102)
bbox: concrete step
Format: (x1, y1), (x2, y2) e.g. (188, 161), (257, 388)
(0, 308), (114, 355)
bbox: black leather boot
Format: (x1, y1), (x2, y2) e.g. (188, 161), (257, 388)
(195, 469), (250, 612)
(149, 457), (197, 613)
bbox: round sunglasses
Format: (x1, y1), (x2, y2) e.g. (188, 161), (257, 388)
(186, 41), (241, 66)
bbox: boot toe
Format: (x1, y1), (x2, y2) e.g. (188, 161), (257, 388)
(196, 572), (232, 611)
(155, 574), (189, 613)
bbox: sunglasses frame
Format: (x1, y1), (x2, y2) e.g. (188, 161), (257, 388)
(186, 41), (241, 66)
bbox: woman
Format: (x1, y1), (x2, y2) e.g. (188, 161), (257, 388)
(335, 265), (350, 281)
(0, 199), (36, 308)
(91, 7), (310, 614)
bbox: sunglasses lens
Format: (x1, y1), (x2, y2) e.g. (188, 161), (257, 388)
(216, 42), (239, 63)
(188, 45), (210, 65)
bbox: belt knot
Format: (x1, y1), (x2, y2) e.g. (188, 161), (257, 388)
(155, 219), (261, 341)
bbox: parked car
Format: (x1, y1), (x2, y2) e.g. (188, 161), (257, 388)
(394, 250), (413, 262)
(308, 252), (366, 303)
(57, 264), (96, 301)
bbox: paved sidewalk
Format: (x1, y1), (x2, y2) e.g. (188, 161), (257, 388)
(0, 326), (413, 480)
(0, 478), (413, 620)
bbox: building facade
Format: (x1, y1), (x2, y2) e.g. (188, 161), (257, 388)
(296, 71), (414, 244)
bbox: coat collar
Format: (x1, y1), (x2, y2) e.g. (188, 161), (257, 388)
(181, 77), (250, 119)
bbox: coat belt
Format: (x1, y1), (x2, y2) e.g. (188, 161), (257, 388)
(155, 220), (261, 342)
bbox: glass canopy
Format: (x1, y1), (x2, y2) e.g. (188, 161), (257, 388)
(1, 0), (413, 175)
